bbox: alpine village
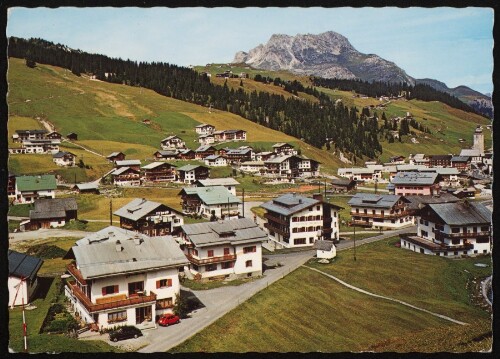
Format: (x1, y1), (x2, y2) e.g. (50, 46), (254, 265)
(6, 32), (493, 354)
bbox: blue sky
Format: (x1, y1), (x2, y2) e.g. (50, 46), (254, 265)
(7, 7), (494, 94)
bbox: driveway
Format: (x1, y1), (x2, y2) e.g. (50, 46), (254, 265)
(9, 228), (89, 243)
(137, 225), (416, 352)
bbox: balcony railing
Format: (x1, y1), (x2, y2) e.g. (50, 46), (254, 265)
(265, 222), (290, 236)
(66, 281), (157, 313)
(186, 253), (236, 266)
(350, 211), (409, 219)
(67, 263), (87, 285)
(264, 213), (288, 225)
(400, 233), (474, 252)
(436, 231), (491, 240)
(350, 220), (373, 227)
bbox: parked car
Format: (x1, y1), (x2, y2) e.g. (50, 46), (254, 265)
(158, 313), (180, 327)
(109, 326), (143, 342)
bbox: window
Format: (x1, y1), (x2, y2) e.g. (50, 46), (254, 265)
(224, 248), (230, 255)
(481, 226), (490, 232)
(243, 246), (256, 253)
(108, 310), (127, 323)
(207, 250), (214, 257)
(128, 281), (144, 295)
(245, 260), (253, 268)
(294, 238), (306, 245)
(156, 298), (173, 309)
(419, 219), (424, 224)
(420, 230), (428, 238)
(102, 285), (119, 296)
(221, 262), (234, 269)
(309, 237), (314, 243)
(156, 278), (173, 288)
(452, 239), (460, 245)
(451, 227), (460, 233)
(316, 206), (321, 211)
(309, 207), (312, 211)
(206, 264), (217, 271)
(476, 237), (490, 244)
(292, 217), (298, 222)
(192, 264), (199, 271)
(192, 248), (199, 256)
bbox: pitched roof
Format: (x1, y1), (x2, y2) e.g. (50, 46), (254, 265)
(180, 186), (241, 205)
(16, 129), (47, 135)
(226, 148), (252, 155)
(264, 154), (294, 164)
(348, 193), (406, 209)
(196, 178), (240, 187)
(161, 135), (181, 142)
(111, 166), (139, 176)
(451, 156), (470, 162)
(30, 198), (77, 220)
(331, 178), (356, 186)
(261, 193), (319, 216)
(426, 201), (491, 225)
(405, 193), (460, 211)
(115, 160), (141, 167)
(420, 167), (459, 176)
(177, 164), (208, 172)
(205, 155), (223, 160)
(106, 152), (124, 158)
(141, 161), (176, 170)
(74, 182), (99, 191)
(313, 240), (334, 251)
(195, 123), (214, 128)
(114, 198), (180, 220)
(155, 150), (178, 157)
(272, 142), (293, 148)
(460, 149), (482, 157)
(52, 151), (75, 158)
(181, 218), (267, 247)
(391, 172), (439, 186)
(195, 145), (216, 152)
(73, 226), (188, 279)
(16, 175), (57, 192)
(8, 250), (44, 281)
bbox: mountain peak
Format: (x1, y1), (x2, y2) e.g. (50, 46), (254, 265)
(232, 31), (414, 84)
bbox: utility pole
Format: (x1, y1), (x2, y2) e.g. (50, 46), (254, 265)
(353, 224), (357, 261)
(242, 189), (245, 218)
(110, 199), (112, 226)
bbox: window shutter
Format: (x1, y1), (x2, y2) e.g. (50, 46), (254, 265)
(156, 280), (161, 289)
(102, 287), (106, 296)
(114, 285), (118, 293)
(167, 279), (172, 287)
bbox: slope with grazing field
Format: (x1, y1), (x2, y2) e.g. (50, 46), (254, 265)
(170, 237), (491, 353)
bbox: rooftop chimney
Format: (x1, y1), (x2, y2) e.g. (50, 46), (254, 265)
(133, 234), (143, 245)
(115, 240), (122, 252)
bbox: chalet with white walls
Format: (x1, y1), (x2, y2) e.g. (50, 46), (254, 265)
(176, 164), (210, 184)
(179, 186), (241, 220)
(141, 162), (177, 183)
(179, 218), (267, 281)
(400, 201), (491, 257)
(240, 160), (266, 174)
(195, 123), (215, 135)
(390, 172), (440, 196)
(160, 135), (186, 150)
(8, 250), (44, 307)
(14, 174), (57, 204)
(110, 167), (141, 186)
(260, 193), (341, 248)
(337, 167), (382, 182)
(53, 151), (77, 166)
(65, 227), (189, 329)
(204, 155), (227, 167)
(272, 143), (297, 156)
(313, 240), (336, 259)
(195, 178), (239, 196)
(348, 193), (412, 230)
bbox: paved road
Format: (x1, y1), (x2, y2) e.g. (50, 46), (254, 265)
(9, 229), (89, 243)
(137, 225), (416, 353)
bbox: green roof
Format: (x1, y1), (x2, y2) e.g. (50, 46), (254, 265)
(16, 175), (57, 192)
(182, 186), (241, 205)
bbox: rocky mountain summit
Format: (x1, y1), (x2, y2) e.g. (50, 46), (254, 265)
(233, 31), (415, 85)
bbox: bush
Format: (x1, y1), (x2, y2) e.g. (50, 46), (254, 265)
(26, 244), (67, 259)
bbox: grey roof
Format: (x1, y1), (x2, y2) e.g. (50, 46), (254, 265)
(8, 250), (44, 281)
(195, 145), (216, 152)
(391, 172), (439, 185)
(53, 151), (75, 158)
(205, 155), (223, 160)
(224, 129), (245, 134)
(195, 123), (214, 128)
(460, 149), (481, 157)
(181, 186), (241, 205)
(338, 167), (377, 174)
(74, 182), (99, 191)
(161, 135), (181, 142)
(177, 164), (208, 172)
(313, 240), (334, 251)
(396, 164), (428, 172)
(111, 166), (139, 176)
(261, 193), (319, 216)
(405, 193), (460, 211)
(226, 148), (252, 155)
(264, 154), (294, 164)
(141, 161), (175, 170)
(73, 226), (188, 279)
(29, 198), (77, 220)
(16, 129), (47, 135)
(420, 167), (459, 176)
(114, 198), (164, 220)
(426, 202), (491, 225)
(272, 142), (293, 148)
(331, 178), (355, 186)
(155, 150), (178, 156)
(178, 149), (194, 154)
(116, 160), (141, 167)
(106, 152), (124, 158)
(241, 160), (265, 165)
(348, 193), (405, 209)
(181, 218), (267, 247)
(196, 178), (240, 187)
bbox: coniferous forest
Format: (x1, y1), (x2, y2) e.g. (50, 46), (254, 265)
(8, 37), (484, 160)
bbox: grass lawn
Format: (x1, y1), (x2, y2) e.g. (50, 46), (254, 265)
(9, 276), (122, 353)
(170, 237), (491, 353)
(8, 203), (33, 217)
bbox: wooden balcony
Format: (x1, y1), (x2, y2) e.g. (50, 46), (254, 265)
(400, 233), (474, 252)
(67, 263), (87, 285)
(66, 281), (156, 314)
(264, 213), (289, 226)
(186, 253), (236, 266)
(350, 211), (409, 219)
(436, 231), (491, 240)
(350, 220), (373, 227)
(265, 222), (290, 236)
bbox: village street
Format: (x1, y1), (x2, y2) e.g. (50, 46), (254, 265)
(136, 225), (416, 353)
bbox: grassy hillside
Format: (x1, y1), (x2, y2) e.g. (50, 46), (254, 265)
(8, 58), (343, 178)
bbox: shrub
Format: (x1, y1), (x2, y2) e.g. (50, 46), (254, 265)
(26, 244), (67, 259)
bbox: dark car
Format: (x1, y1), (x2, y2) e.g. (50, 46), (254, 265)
(157, 313), (180, 327)
(109, 326), (143, 342)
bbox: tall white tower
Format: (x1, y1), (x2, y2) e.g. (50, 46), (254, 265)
(472, 126), (484, 154)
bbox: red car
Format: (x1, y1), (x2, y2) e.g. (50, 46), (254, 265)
(158, 313), (180, 327)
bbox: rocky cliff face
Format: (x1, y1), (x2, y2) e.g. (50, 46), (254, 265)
(233, 31), (415, 85)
